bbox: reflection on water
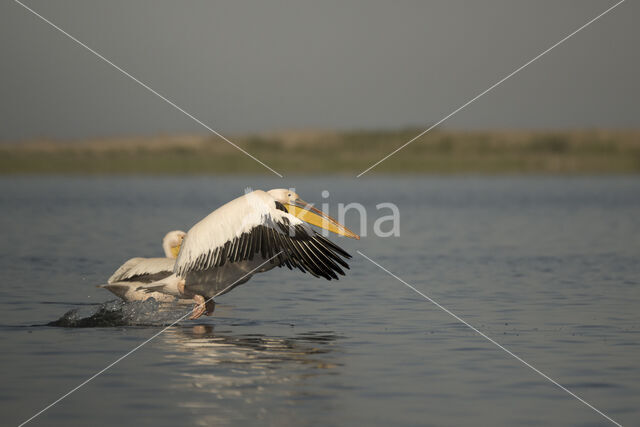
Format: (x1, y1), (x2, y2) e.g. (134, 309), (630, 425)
(163, 325), (340, 373)
(159, 325), (343, 426)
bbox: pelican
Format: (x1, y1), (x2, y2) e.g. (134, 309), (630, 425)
(99, 230), (187, 302)
(147, 189), (359, 319)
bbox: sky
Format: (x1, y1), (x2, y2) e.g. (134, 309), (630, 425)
(1, 0), (638, 142)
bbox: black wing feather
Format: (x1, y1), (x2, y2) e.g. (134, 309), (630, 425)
(175, 218), (352, 280)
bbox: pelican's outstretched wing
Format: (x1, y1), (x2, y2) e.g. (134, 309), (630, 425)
(174, 190), (351, 280)
(108, 257), (176, 284)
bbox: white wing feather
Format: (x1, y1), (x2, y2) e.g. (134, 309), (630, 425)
(175, 190), (308, 276)
(108, 257), (176, 283)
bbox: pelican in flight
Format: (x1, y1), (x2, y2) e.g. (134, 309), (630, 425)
(99, 230), (187, 302)
(145, 189), (359, 319)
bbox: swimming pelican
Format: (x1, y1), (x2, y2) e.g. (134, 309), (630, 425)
(99, 230), (187, 302)
(151, 189), (359, 319)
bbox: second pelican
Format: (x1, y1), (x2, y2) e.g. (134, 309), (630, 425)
(99, 230), (187, 302)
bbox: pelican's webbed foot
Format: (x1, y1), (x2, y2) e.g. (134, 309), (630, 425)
(189, 295), (215, 320)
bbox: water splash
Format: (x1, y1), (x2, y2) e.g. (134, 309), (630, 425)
(47, 299), (190, 327)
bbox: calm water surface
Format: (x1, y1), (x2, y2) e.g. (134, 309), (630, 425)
(0, 176), (639, 426)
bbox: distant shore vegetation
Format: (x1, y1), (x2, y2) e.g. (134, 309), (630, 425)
(1, 129), (639, 174)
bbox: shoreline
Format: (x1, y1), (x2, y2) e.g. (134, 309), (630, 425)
(2, 129), (639, 174)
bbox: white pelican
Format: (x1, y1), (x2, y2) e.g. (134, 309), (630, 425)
(150, 189), (359, 319)
(99, 230), (187, 302)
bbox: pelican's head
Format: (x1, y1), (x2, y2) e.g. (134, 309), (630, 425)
(162, 230), (186, 258)
(267, 189), (360, 239)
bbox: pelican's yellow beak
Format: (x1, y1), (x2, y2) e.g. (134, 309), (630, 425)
(285, 199), (360, 239)
(170, 244), (181, 259)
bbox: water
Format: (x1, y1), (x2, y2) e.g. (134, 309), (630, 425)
(1, 176), (639, 426)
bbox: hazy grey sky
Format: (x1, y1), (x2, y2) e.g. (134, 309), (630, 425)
(1, 0), (638, 141)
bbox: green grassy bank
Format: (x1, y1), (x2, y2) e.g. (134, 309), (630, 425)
(1, 129), (639, 174)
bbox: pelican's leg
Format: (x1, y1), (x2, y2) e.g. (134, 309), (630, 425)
(177, 279), (186, 297)
(189, 295), (207, 320)
(204, 299), (215, 316)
